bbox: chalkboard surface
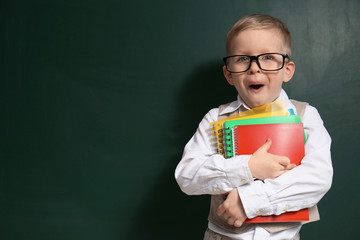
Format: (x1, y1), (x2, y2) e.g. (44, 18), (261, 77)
(2, 0), (359, 239)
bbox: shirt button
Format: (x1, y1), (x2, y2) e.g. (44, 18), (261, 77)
(256, 210), (262, 215)
(216, 188), (221, 193)
(241, 179), (248, 183)
(284, 205), (290, 211)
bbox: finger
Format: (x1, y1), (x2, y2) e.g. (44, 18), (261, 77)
(223, 212), (231, 221)
(217, 204), (225, 217)
(284, 163), (296, 170)
(278, 156), (291, 167)
(234, 219), (243, 227)
(227, 217), (235, 226)
(258, 138), (272, 152)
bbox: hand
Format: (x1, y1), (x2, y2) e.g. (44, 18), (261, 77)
(217, 188), (247, 227)
(248, 139), (296, 180)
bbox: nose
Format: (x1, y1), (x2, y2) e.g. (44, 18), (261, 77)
(248, 59), (262, 73)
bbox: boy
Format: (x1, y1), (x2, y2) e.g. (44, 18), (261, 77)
(175, 14), (333, 240)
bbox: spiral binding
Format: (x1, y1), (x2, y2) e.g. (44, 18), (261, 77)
(234, 126), (239, 156)
(224, 127), (233, 158)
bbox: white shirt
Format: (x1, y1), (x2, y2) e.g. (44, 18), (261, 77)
(175, 90), (333, 239)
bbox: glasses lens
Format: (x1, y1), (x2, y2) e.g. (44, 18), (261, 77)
(226, 56), (250, 73)
(258, 53), (284, 71)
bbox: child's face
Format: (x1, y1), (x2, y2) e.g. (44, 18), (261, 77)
(223, 28), (295, 108)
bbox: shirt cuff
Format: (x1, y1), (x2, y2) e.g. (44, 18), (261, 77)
(237, 181), (272, 219)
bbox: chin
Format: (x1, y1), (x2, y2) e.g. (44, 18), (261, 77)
(247, 100), (267, 109)
(247, 96), (277, 108)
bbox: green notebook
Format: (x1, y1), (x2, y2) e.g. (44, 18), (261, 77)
(223, 115), (302, 158)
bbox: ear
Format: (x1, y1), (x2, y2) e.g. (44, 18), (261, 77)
(223, 65), (234, 85)
(283, 61), (295, 83)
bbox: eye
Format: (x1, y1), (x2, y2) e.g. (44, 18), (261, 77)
(261, 54), (274, 60)
(235, 56), (249, 63)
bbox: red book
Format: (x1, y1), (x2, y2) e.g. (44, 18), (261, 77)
(232, 123), (309, 223)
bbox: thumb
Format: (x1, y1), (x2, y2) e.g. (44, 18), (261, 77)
(258, 138), (272, 153)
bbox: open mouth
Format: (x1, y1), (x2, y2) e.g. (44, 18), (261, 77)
(249, 84), (264, 90)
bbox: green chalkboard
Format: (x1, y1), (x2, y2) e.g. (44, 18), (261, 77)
(2, 0), (359, 239)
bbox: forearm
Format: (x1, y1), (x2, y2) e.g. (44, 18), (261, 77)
(176, 149), (253, 195)
(237, 106), (333, 218)
(175, 109), (253, 195)
(238, 156), (332, 218)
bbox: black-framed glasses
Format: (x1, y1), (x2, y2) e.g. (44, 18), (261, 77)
(223, 53), (290, 73)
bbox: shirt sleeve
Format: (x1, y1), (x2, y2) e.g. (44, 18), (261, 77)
(237, 105), (333, 218)
(175, 108), (254, 195)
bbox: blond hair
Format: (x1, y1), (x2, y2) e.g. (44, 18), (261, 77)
(226, 14), (292, 56)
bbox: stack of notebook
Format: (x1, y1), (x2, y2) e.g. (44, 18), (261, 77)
(210, 100), (309, 223)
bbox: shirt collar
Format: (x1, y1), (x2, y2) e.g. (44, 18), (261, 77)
(219, 89), (294, 115)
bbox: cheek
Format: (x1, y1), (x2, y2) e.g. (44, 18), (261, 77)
(233, 81), (245, 91)
(269, 74), (286, 86)
(233, 82), (247, 94)
(232, 76), (246, 86)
